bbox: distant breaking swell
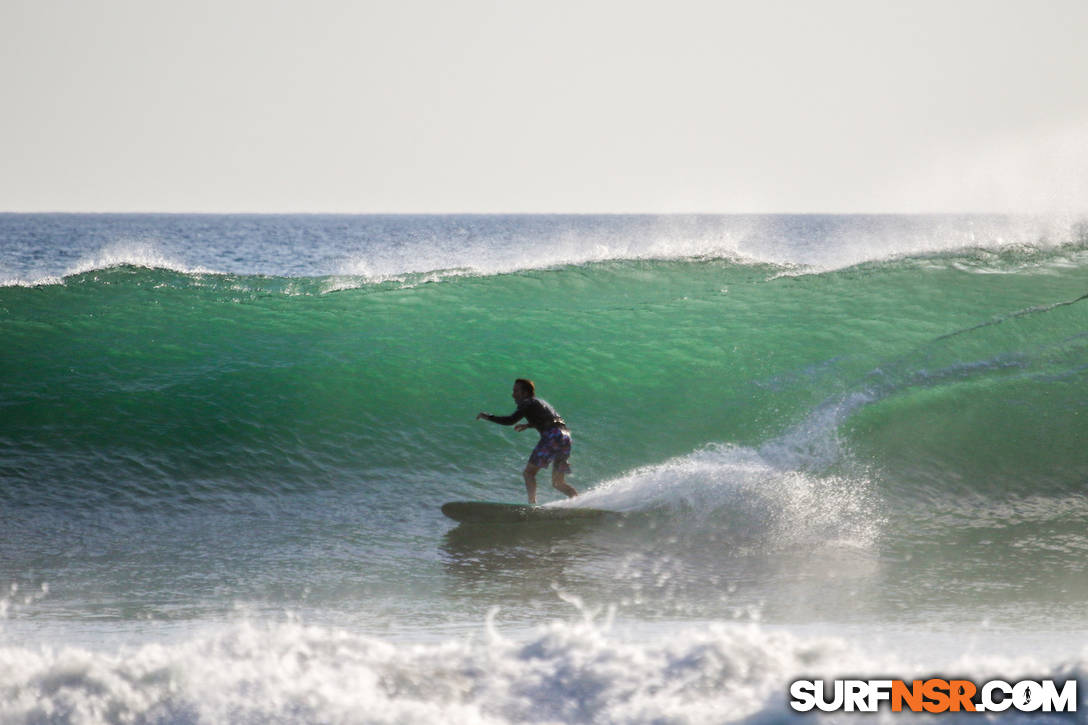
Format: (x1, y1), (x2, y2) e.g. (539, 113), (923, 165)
(1, 246), (1086, 510)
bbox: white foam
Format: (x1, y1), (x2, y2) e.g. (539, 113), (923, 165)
(1, 613), (1083, 725)
(569, 444), (878, 551)
(566, 390), (882, 549)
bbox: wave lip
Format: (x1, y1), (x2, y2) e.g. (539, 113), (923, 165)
(1, 241), (219, 288)
(66, 241), (217, 277)
(4, 214), (1087, 288)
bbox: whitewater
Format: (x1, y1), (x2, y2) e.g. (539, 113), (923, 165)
(2, 214), (1087, 723)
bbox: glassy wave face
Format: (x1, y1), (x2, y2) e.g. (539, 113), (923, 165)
(2, 215), (1087, 661)
(4, 218), (1085, 501)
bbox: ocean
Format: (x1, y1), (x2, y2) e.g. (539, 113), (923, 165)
(2, 213), (1087, 723)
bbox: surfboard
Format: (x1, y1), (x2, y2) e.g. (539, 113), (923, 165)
(441, 500), (612, 524)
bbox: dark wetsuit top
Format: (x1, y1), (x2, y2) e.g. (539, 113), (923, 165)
(485, 397), (567, 433)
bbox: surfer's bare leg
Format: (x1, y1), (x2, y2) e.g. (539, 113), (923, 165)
(523, 464), (539, 504)
(552, 469), (578, 498)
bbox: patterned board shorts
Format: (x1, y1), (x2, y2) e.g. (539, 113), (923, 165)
(528, 426), (572, 473)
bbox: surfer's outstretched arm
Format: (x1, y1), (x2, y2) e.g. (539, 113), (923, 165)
(476, 410), (524, 426)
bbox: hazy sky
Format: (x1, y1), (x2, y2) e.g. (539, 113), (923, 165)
(2, 0), (1087, 213)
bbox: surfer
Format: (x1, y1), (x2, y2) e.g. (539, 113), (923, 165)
(476, 379), (578, 504)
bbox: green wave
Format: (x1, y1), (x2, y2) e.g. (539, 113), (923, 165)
(2, 248), (1086, 507)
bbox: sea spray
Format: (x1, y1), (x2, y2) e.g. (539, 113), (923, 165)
(3, 214), (1088, 717)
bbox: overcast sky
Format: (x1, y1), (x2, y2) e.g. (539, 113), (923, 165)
(2, 0), (1086, 213)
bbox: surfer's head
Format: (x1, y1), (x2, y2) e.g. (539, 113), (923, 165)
(513, 378), (535, 401)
